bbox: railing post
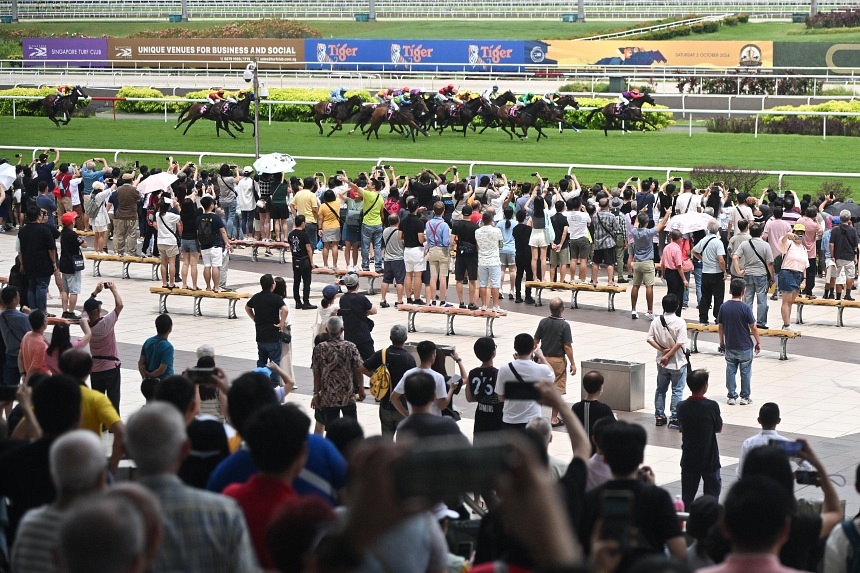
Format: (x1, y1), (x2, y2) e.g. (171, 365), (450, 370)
(268, 102), (272, 126)
(823, 116), (827, 140)
(12, 99), (15, 119)
(754, 114), (759, 138)
(164, 102), (167, 123)
(688, 114), (693, 138)
(198, 153), (207, 164)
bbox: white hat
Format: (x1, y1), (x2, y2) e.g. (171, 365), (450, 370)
(196, 344), (215, 359)
(243, 166), (254, 174)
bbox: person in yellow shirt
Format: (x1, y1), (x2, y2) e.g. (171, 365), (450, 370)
(289, 176), (321, 254)
(317, 189), (342, 270)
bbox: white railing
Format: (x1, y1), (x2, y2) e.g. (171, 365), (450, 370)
(3, 94), (859, 138)
(576, 14), (729, 40)
(1, 145), (858, 190)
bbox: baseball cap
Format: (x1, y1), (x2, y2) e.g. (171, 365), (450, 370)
(121, 173), (134, 181)
(322, 284), (340, 300)
(252, 366), (272, 378)
(196, 344), (215, 359)
(339, 273), (359, 288)
(38, 153), (48, 162)
(431, 504), (460, 521)
(793, 223), (806, 232)
(243, 166), (254, 174)
(832, 216), (841, 225)
(60, 212), (77, 227)
(83, 298), (103, 314)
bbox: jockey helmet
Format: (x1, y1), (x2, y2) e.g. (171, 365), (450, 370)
(630, 88), (640, 96)
(492, 85), (498, 91)
(447, 84), (454, 90)
(411, 89), (421, 96)
(217, 89), (225, 95)
(340, 87), (348, 92)
(401, 86), (409, 93)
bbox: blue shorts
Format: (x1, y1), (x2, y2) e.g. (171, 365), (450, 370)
(778, 269), (803, 293)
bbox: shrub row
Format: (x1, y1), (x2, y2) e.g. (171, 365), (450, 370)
(706, 100), (860, 136)
(806, 8), (860, 28)
(635, 13), (747, 40)
(677, 70), (815, 95)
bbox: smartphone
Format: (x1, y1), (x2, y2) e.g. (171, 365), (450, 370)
(452, 167), (458, 174)
(337, 170), (344, 175)
(398, 175), (407, 180)
(531, 172), (538, 177)
(392, 436), (515, 501)
(494, 172), (502, 178)
(384, 165), (392, 169)
(600, 490), (635, 549)
(103, 282), (111, 289)
(14, 153), (21, 158)
(542, 177), (548, 182)
(449, 374), (463, 395)
(770, 439), (803, 456)
(796, 470), (819, 485)
(187, 367), (216, 385)
(134, 160), (139, 168)
(0, 385), (17, 401)
(504, 381), (540, 401)
(631, 177), (639, 181)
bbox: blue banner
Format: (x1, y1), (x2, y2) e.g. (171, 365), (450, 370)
(305, 39), (528, 71)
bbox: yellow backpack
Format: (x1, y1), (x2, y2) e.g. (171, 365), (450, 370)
(369, 348), (390, 402)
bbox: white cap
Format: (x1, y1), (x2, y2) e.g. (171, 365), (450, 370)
(196, 344), (215, 359)
(243, 166), (254, 174)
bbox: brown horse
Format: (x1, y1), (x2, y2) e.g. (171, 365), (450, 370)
(26, 86), (88, 128)
(434, 97), (481, 136)
(478, 90), (517, 133)
(496, 100), (557, 141)
(349, 104), (377, 134)
(365, 98), (429, 142)
(174, 100), (237, 138)
(584, 92), (657, 136)
(312, 95), (364, 136)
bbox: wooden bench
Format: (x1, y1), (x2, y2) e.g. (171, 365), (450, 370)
(312, 268), (383, 295)
(232, 239), (289, 264)
(0, 276), (8, 289)
(524, 281), (627, 311)
(686, 323), (801, 361)
(149, 287), (250, 319)
(795, 296), (860, 327)
(85, 253), (161, 280)
(75, 230), (95, 237)
(398, 304), (506, 338)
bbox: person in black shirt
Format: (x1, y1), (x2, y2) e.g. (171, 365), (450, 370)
(18, 206), (60, 314)
(337, 273), (376, 359)
(452, 205), (480, 309)
(829, 211), (859, 300)
(410, 170), (440, 213)
(288, 215), (316, 309)
(512, 210), (534, 304)
(676, 369), (723, 511)
(57, 212), (87, 319)
(465, 337), (503, 437)
(398, 198), (427, 305)
(245, 274), (288, 385)
(360, 324), (417, 437)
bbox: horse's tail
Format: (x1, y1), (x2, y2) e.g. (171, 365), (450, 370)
(584, 108), (600, 123)
(176, 103), (193, 123)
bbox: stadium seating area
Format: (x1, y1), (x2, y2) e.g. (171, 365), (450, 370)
(9, 0), (858, 19)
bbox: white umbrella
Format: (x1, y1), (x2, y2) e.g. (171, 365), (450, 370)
(137, 172), (177, 195)
(0, 163), (16, 190)
(253, 153), (296, 175)
(668, 212), (713, 235)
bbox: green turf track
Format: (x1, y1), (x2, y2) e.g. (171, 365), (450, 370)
(5, 117), (859, 195)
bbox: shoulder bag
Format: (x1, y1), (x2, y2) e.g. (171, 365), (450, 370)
(159, 213), (181, 247)
(660, 315), (691, 371)
(747, 239), (773, 283)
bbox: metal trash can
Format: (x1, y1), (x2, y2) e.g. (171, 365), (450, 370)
(354, 12), (370, 22)
(580, 358), (645, 412)
(562, 13), (578, 22)
(791, 12), (807, 23)
(168, 14), (182, 22)
(608, 75), (626, 93)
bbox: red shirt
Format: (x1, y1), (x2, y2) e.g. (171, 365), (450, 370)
(223, 474), (296, 569)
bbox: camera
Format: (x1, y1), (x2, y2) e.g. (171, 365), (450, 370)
(242, 62), (256, 83)
(14, 154), (21, 158)
(493, 172), (502, 177)
(796, 470), (819, 485)
(134, 161), (139, 168)
(531, 172), (538, 177)
(187, 367), (216, 385)
(337, 170), (344, 175)
(384, 165), (392, 169)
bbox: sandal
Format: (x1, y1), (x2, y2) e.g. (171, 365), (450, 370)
(551, 419), (564, 428)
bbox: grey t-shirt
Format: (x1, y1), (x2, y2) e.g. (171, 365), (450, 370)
(631, 227), (658, 262)
(361, 512), (448, 573)
(382, 226), (404, 261)
(736, 237), (773, 277)
(534, 316), (573, 358)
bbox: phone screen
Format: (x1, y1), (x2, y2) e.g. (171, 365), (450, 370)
(770, 439), (803, 456)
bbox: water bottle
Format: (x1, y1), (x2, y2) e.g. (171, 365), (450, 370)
(673, 495), (685, 513)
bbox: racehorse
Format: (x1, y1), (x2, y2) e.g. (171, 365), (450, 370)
(365, 98), (429, 142)
(312, 95), (364, 136)
(434, 98), (479, 136)
(222, 93), (256, 136)
(547, 95), (580, 133)
(497, 100), (557, 141)
(477, 90), (517, 133)
(174, 100), (238, 138)
(584, 92), (657, 136)
(27, 86), (88, 128)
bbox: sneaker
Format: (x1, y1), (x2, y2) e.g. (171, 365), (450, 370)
(631, 310), (639, 319)
(491, 306), (503, 313)
(667, 418), (680, 430)
(515, 297), (524, 303)
(739, 397), (753, 405)
(617, 277), (630, 283)
(429, 300), (437, 306)
(756, 323), (769, 330)
(459, 303), (467, 309)
(781, 324), (799, 333)
(644, 312), (655, 321)
(394, 301), (403, 307)
(413, 299), (426, 305)
(379, 301), (390, 308)
(845, 294), (856, 301)
(727, 397), (737, 405)
(440, 302), (453, 308)
(698, 321), (709, 326)
(301, 303), (318, 310)
(655, 416), (667, 427)
(467, 303), (479, 311)
(524, 297), (536, 305)
(406, 298), (414, 304)
(478, 306), (487, 312)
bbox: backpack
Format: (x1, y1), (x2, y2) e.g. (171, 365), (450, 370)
(84, 193), (103, 219)
(369, 348), (391, 402)
(841, 519), (860, 573)
(197, 215), (215, 246)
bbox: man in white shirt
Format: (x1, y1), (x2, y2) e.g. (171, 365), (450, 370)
(494, 333), (554, 429)
(823, 462), (860, 573)
(646, 293), (689, 430)
(736, 402), (791, 477)
(673, 180), (700, 214)
(565, 197), (592, 283)
(390, 340), (456, 417)
(474, 211), (503, 311)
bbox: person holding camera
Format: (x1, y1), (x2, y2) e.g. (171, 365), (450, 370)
(113, 173), (141, 257)
(778, 224), (810, 331)
(245, 274), (289, 387)
(86, 282), (124, 413)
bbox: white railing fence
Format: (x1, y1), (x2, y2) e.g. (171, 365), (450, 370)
(1, 145), (858, 191)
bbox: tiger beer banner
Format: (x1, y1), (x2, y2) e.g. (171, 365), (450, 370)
(105, 39), (305, 68)
(542, 40), (774, 68)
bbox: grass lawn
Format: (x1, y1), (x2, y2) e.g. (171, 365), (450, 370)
(5, 116), (859, 196)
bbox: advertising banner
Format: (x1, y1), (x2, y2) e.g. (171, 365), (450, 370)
(23, 38), (108, 67)
(105, 39), (305, 68)
(774, 42), (860, 73)
(305, 39), (527, 71)
(542, 40), (774, 68)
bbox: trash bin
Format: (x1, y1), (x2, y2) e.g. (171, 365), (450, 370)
(791, 12), (807, 23)
(0, 16), (12, 23)
(580, 359), (645, 411)
(168, 14), (182, 22)
(608, 75), (626, 93)
(562, 13), (578, 22)
(354, 12), (370, 22)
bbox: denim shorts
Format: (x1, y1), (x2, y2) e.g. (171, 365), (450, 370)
(778, 269), (803, 293)
(180, 239), (199, 254)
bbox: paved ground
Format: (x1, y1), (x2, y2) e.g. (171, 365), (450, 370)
(6, 230), (858, 513)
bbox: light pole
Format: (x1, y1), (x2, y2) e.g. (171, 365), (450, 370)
(11, 0), (18, 22)
(244, 60), (260, 159)
(369, 0), (376, 20)
(577, 0), (585, 22)
(180, 0), (188, 21)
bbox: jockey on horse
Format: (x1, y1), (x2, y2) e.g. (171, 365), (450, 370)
(54, 85), (73, 109)
(330, 87), (348, 104)
(207, 89), (228, 105)
(376, 88), (395, 104)
(515, 91), (536, 109)
(541, 92), (561, 107)
(389, 90), (412, 113)
(436, 84), (461, 105)
(617, 88), (644, 116)
(481, 85), (499, 107)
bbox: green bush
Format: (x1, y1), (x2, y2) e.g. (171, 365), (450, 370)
(724, 16), (739, 26)
(116, 87), (190, 114)
(702, 21), (720, 33)
(691, 23), (706, 33)
(559, 82), (610, 93)
(737, 13), (750, 23)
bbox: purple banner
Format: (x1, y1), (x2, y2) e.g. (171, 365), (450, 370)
(23, 38), (108, 67)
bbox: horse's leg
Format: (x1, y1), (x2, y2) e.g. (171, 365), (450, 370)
(182, 116), (198, 135)
(327, 120), (340, 137)
(222, 118), (236, 139)
(63, 108), (72, 125)
(315, 116), (324, 135)
(49, 113), (60, 128)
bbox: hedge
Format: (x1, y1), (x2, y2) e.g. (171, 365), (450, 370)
(0, 87), (91, 117)
(707, 100), (860, 136)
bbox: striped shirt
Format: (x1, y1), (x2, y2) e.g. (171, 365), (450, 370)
(11, 505), (63, 573)
(591, 210), (620, 250)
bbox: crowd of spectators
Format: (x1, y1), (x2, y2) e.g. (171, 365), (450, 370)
(0, 153), (858, 573)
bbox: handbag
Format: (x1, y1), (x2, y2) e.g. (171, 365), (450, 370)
(73, 252), (85, 271)
(544, 218), (556, 244)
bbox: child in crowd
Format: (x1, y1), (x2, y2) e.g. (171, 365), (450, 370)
(571, 370), (615, 455)
(677, 369), (723, 511)
(464, 337), (502, 440)
(313, 284), (340, 337)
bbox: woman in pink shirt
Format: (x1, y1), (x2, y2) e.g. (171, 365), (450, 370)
(19, 310), (51, 382)
(777, 225), (809, 331)
(44, 320), (92, 375)
(661, 230), (689, 316)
